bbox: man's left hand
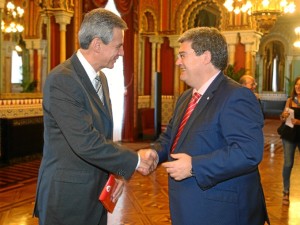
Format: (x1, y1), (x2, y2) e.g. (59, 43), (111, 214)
(162, 153), (192, 181)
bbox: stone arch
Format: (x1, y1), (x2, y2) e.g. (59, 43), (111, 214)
(259, 33), (290, 57)
(259, 34), (290, 92)
(140, 9), (158, 34)
(174, 0), (227, 34)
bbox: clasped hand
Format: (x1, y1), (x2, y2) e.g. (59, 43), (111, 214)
(137, 149), (159, 175)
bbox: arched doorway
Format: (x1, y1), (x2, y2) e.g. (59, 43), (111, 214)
(262, 40), (285, 92)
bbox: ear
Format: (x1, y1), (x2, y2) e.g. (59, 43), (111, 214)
(91, 38), (102, 53)
(202, 51), (211, 64)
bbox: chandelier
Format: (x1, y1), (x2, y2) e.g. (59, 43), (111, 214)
(223, 0), (253, 14)
(223, 0), (296, 33)
(294, 27), (300, 48)
(1, 1), (24, 34)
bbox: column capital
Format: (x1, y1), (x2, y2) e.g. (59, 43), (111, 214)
(222, 31), (239, 45)
(167, 35), (180, 48)
(239, 30), (262, 52)
(148, 35), (164, 44)
(24, 39), (47, 50)
(53, 11), (74, 31)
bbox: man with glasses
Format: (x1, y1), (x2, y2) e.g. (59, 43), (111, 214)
(148, 27), (269, 225)
(239, 74), (259, 97)
(239, 75), (264, 116)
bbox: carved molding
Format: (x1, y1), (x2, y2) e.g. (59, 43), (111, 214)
(0, 98), (43, 118)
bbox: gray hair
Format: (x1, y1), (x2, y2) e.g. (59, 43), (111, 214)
(178, 27), (228, 71)
(78, 8), (128, 49)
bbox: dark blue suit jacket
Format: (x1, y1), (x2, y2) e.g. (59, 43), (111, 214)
(154, 73), (269, 225)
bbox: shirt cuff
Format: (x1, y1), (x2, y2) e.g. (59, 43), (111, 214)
(136, 153), (140, 169)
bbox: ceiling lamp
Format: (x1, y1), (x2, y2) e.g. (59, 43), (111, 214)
(251, 0), (296, 33)
(223, 0), (296, 33)
(294, 27), (300, 48)
(223, 0), (253, 15)
(1, 1), (24, 34)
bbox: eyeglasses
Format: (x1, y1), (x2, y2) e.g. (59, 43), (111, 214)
(251, 82), (257, 87)
(245, 82), (257, 87)
(177, 50), (197, 59)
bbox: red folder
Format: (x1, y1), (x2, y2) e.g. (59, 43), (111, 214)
(99, 174), (117, 213)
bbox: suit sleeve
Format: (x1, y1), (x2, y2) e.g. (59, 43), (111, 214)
(192, 87), (264, 189)
(44, 72), (138, 180)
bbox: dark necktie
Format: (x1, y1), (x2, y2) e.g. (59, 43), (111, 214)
(94, 76), (104, 105)
(171, 92), (201, 153)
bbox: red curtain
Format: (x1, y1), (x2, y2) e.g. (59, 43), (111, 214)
(79, 0), (136, 141)
(92, 0), (108, 7)
(114, 0), (136, 141)
(50, 17), (60, 68)
(114, 0), (133, 15)
(160, 37), (174, 95)
(234, 42), (246, 73)
(144, 37), (151, 95)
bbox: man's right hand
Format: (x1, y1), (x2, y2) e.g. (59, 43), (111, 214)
(136, 149), (158, 175)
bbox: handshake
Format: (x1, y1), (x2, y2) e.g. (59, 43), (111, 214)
(136, 149), (159, 175)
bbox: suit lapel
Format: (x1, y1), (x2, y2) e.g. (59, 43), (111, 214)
(173, 73), (225, 152)
(70, 54), (112, 121)
(98, 71), (113, 118)
(171, 90), (193, 140)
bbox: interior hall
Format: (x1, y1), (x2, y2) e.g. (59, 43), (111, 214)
(0, 0), (300, 225)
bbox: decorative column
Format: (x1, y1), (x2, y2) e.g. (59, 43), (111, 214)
(25, 39), (48, 93)
(240, 31), (262, 76)
(0, 0), (4, 93)
(149, 35), (163, 108)
(53, 11), (73, 62)
(40, 12), (52, 74)
(245, 44), (252, 75)
(285, 55), (293, 94)
(228, 44), (236, 66)
(138, 37), (145, 95)
(222, 31), (238, 66)
(3, 41), (15, 92)
(256, 54), (263, 92)
(41, 40), (48, 90)
(168, 35), (180, 105)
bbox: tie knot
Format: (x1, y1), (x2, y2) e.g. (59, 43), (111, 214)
(94, 76), (101, 89)
(94, 76), (100, 83)
(192, 92), (201, 103)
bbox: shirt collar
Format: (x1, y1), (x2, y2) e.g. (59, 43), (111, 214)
(76, 50), (98, 84)
(193, 71), (220, 96)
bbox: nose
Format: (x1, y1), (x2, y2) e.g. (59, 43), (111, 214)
(176, 57), (182, 66)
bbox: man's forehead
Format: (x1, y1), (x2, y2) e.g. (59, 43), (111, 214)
(179, 41), (192, 51)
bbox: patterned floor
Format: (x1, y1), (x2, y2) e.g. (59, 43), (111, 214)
(0, 159), (41, 191)
(1, 119), (300, 225)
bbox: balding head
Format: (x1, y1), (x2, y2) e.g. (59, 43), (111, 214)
(239, 75), (257, 92)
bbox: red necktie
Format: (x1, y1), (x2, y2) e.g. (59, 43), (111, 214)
(171, 92), (201, 153)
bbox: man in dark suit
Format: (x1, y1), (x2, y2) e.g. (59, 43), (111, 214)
(151, 27), (270, 225)
(33, 8), (157, 225)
